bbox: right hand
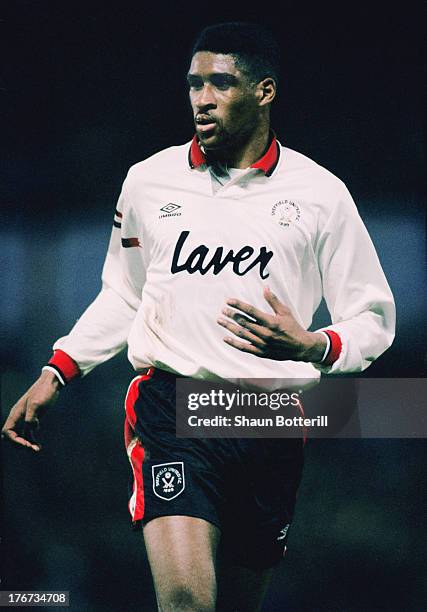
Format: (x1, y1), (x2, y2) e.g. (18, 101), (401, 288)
(1, 370), (61, 451)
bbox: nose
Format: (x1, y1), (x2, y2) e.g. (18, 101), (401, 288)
(194, 83), (217, 110)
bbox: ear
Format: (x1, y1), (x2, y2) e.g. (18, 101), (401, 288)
(256, 77), (277, 106)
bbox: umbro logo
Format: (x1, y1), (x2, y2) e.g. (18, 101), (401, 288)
(159, 203), (182, 218)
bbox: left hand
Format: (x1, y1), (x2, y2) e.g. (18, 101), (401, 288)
(217, 286), (326, 362)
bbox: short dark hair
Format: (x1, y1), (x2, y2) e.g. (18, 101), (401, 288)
(192, 22), (281, 87)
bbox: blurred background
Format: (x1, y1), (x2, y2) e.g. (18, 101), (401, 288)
(1, 1), (425, 610)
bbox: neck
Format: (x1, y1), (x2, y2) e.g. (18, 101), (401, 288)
(207, 118), (271, 169)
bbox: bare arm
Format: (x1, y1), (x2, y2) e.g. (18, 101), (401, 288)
(1, 370), (61, 451)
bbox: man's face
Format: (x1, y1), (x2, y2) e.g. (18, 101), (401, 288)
(188, 52), (260, 150)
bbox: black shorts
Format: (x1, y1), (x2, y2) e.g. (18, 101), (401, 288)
(124, 368), (304, 569)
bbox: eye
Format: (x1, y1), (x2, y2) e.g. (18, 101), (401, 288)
(210, 75), (235, 90)
(187, 76), (203, 90)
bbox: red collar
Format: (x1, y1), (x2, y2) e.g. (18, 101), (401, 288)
(188, 133), (280, 177)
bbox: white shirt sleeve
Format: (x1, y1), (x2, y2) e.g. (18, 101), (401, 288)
(314, 184), (396, 373)
(53, 180), (145, 376)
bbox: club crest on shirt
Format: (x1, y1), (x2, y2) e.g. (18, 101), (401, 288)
(152, 462), (185, 500)
(271, 200), (301, 227)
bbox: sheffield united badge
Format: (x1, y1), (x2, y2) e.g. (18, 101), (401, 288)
(152, 462), (185, 501)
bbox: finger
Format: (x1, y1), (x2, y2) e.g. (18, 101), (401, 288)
(221, 308), (274, 339)
(263, 286), (287, 315)
(225, 298), (272, 326)
(1, 428), (41, 451)
(222, 336), (265, 356)
(4, 394), (29, 425)
(217, 317), (268, 348)
(23, 420), (42, 450)
(1, 397), (29, 439)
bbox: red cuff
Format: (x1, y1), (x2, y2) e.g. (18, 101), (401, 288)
(323, 330), (342, 366)
(48, 350), (81, 384)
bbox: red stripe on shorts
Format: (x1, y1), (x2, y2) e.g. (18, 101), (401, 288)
(128, 441), (145, 522)
(124, 368), (154, 523)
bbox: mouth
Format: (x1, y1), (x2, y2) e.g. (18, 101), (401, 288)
(195, 115), (217, 134)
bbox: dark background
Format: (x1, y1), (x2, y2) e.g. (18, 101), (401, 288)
(1, 1), (425, 610)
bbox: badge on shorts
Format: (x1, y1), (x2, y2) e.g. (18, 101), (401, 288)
(152, 462), (185, 501)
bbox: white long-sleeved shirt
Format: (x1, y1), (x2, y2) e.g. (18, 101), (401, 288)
(51, 136), (395, 390)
